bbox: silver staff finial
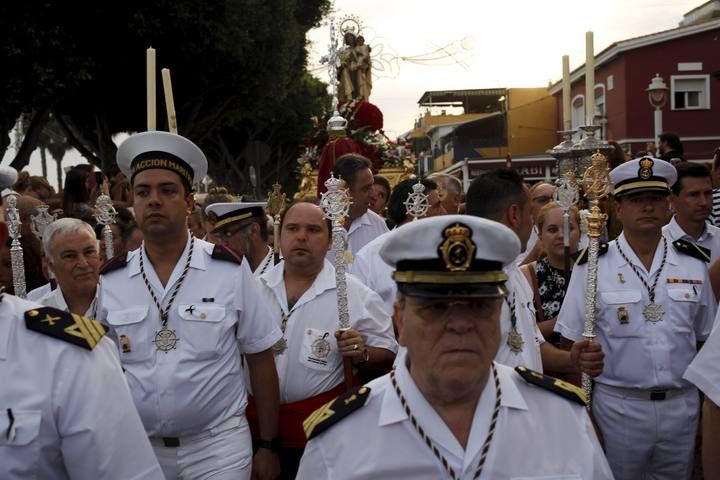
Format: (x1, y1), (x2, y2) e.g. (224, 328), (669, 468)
(404, 180), (430, 221)
(94, 194), (117, 259)
(6, 194), (26, 298)
(30, 204), (57, 240)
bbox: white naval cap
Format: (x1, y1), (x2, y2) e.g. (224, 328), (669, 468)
(380, 215), (520, 298)
(116, 131), (207, 188)
(0, 165), (18, 189)
(205, 202), (267, 232)
(610, 156), (677, 197)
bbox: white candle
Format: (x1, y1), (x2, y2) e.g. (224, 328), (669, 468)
(147, 47), (156, 131)
(585, 31), (595, 126)
(161, 68), (178, 134)
(562, 55), (571, 130)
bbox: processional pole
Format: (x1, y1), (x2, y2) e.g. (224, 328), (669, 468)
(580, 151), (610, 409)
(94, 194), (118, 260)
(7, 195), (26, 298)
(320, 174), (355, 390)
(553, 172), (579, 283)
(266, 183), (286, 265)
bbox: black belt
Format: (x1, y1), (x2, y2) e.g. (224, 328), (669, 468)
(162, 437), (180, 447)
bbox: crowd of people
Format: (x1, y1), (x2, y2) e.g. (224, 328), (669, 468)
(1, 129), (720, 480)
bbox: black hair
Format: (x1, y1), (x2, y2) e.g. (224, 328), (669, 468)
(387, 178), (438, 227)
(373, 175), (391, 199)
(659, 132), (683, 154)
(465, 168), (527, 221)
(332, 154), (372, 189)
(671, 162), (711, 195)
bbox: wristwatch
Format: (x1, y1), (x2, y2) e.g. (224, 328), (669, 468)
(257, 438), (281, 452)
(354, 347), (370, 366)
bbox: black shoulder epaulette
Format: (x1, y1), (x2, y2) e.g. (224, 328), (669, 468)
(303, 385), (371, 440)
(211, 245), (244, 264)
(99, 252), (128, 275)
(673, 239), (711, 263)
(573, 243), (609, 265)
(515, 365), (587, 406)
(25, 306), (106, 350)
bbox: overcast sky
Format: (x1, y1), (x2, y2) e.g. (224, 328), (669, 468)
(307, 0), (703, 137)
(3, 0), (705, 188)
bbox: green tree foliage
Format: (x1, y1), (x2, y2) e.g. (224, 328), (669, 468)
(0, 0), (331, 194)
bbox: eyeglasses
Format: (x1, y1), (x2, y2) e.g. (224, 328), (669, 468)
(219, 223), (252, 239)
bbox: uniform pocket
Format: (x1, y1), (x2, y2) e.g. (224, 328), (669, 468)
(0, 409), (42, 478)
(106, 306), (151, 361)
(299, 328), (339, 372)
(601, 290), (643, 338)
(178, 303), (226, 358)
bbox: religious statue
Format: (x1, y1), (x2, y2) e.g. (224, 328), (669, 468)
(337, 29), (372, 102)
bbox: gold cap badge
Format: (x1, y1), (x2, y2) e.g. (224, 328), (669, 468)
(638, 157), (654, 180)
(438, 223), (476, 272)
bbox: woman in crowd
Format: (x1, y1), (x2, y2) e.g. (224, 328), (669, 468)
(521, 201), (581, 345)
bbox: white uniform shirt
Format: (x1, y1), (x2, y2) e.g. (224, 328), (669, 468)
(26, 282), (53, 302)
(685, 311), (720, 405)
(662, 216), (720, 264)
(0, 294), (163, 479)
(348, 231), (396, 316)
(495, 263), (544, 372)
(556, 233), (716, 389)
(297, 350), (613, 479)
(326, 209), (388, 263)
(98, 237), (281, 437)
(38, 287), (97, 318)
(257, 260), (398, 404)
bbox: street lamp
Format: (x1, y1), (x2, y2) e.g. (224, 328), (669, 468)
(647, 74), (668, 150)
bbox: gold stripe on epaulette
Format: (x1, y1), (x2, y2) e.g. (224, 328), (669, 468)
(65, 314), (100, 349)
(303, 400), (336, 439)
(553, 377), (588, 404)
(691, 243), (711, 262)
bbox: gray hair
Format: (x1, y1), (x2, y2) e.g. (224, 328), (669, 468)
(42, 218), (97, 259)
(428, 173), (462, 194)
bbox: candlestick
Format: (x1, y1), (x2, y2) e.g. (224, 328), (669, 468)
(585, 31), (595, 126)
(147, 47), (156, 131)
(162, 68), (178, 134)
(562, 55), (571, 131)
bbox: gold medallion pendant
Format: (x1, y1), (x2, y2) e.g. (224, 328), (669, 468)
(507, 326), (524, 353)
(272, 337), (288, 355)
(643, 303), (664, 323)
(153, 327), (180, 352)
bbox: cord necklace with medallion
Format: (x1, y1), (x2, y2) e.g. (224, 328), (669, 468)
(615, 236), (667, 322)
(140, 236), (195, 352)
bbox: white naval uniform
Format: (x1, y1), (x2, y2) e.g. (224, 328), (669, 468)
(685, 311), (720, 405)
(662, 216), (720, 265)
(257, 259), (398, 404)
(0, 294), (163, 479)
(98, 236), (282, 479)
(348, 230), (396, 316)
(325, 209), (388, 263)
(495, 263), (544, 372)
(38, 286), (97, 318)
(296, 350), (613, 479)
(26, 282), (53, 302)
(556, 233), (716, 480)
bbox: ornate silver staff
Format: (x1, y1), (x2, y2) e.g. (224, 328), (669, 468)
(553, 172), (579, 283)
(30, 204), (57, 240)
(94, 194), (117, 259)
(6, 194), (26, 298)
(404, 179), (430, 221)
(580, 151), (610, 408)
(320, 173), (355, 390)
(266, 183), (286, 265)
